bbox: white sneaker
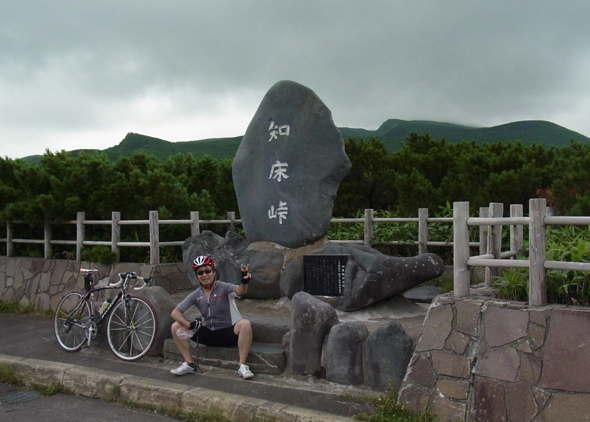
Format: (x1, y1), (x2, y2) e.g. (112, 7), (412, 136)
(237, 364), (254, 380)
(170, 362), (198, 376)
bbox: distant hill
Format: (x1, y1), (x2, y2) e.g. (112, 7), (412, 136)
(339, 119), (590, 152)
(22, 119), (590, 162)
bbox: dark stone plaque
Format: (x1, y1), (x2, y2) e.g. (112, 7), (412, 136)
(303, 254), (348, 296)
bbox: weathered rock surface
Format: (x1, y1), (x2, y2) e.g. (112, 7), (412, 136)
(182, 231), (444, 310)
(325, 322), (368, 385)
(232, 80), (351, 249)
(365, 320), (413, 390)
(289, 292), (338, 375)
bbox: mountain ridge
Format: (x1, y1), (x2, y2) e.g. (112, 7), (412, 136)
(22, 119), (590, 162)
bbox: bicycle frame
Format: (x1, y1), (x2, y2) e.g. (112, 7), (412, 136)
(76, 271), (150, 347)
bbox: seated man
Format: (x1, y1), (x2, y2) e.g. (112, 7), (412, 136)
(170, 255), (254, 379)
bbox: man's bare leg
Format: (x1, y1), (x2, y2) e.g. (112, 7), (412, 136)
(171, 321), (194, 363)
(234, 319), (253, 365)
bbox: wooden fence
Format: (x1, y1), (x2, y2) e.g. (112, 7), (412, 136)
(1, 208), (464, 264)
(453, 198), (590, 306)
(3, 199), (589, 306)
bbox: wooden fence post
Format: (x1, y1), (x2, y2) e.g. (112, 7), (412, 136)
(112, 212), (120, 263)
(190, 211), (200, 237)
(529, 198), (547, 306)
(485, 202), (504, 287)
(510, 204), (524, 256)
(479, 207), (489, 256)
(364, 209), (374, 248)
(227, 211), (235, 232)
(6, 222), (13, 257)
(149, 210), (159, 265)
(44, 216), (53, 259)
(418, 208), (429, 255)
(76, 212), (85, 261)
(453, 202), (470, 297)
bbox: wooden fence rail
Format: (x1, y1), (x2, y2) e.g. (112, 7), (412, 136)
(453, 198), (590, 306)
(3, 200), (587, 307)
(1, 208), (469, 265)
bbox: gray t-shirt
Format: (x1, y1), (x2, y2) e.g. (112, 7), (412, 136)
(177, 281), (243, 331)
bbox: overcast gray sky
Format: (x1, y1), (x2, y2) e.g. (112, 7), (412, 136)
(2, 1), (590, 159)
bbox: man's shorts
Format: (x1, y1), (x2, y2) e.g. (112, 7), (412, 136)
(191, 325), (238, 347)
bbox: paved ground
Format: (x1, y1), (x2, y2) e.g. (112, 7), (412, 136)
(0, 312), (376, 421)
(1, 381), (179, 422)
(0, 295), (429, 421)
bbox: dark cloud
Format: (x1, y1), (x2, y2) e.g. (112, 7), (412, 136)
(2, 1), (590, 158)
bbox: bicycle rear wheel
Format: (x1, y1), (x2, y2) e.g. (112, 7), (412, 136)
(106, 296), (158, 361)
(54, 292), (90, 352)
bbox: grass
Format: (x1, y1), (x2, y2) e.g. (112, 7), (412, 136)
(0, 363), (24, 387)
(354, 388), (437, 422)
(494, 225), (590, 305)
(0, 299), (54, 317)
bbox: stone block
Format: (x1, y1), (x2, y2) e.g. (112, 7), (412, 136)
(455, 300), (481, 336)
(430, 395), (467, 422)
(365, 320), (413, 390)
(405, 354), (437, 389)
(437, 379), (468, 400)
(541, 309), (590, 393)
(446, 329), (470, 355)
(12, 357), (73, 387)
(325, 322), (368, 385)
(535, 392), (590, 422)
(62, 367), (130, 400)
(118, 376), (191, 410)
(397, 383), (432, 413)
(416, 304), (454, 351)
(484, 305), (528, 347)
(430, 350), (470, 379)
(180, 387), (267, 422)
(289, 292), (338, 375)
(506, 382), (537, 422)
(472, 376), (506, 422)
(476, 346), (520, 382)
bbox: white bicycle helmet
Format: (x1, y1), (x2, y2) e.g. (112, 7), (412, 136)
(192, 255), (215, 270)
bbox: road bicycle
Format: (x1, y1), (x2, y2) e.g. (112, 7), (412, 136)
(54, 269), (158, 361)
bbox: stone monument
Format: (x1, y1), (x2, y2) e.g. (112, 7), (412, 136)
(183, 79), (444, 311)
(232, 80), (351, 249)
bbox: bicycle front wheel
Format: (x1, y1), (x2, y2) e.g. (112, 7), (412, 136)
(106, 296), (158, 361)
(54, 292), (90, 352)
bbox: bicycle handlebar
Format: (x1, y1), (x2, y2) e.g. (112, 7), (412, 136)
(109, 272), (152, 290)
(80, 269), (152, 290)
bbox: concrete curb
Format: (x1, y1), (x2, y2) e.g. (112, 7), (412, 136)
(0, 354), (353, 421)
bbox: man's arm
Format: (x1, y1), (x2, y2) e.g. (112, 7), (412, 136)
(235, 263), (251, 296)
(171, 306), (191, 330)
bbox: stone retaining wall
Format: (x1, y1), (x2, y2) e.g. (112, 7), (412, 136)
(0, 256), (191, 312)
(398, 288), (590, 422)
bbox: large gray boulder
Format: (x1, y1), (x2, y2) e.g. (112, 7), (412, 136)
(181, 231), (444, 309)
(136, 286), (176, 357)
(315, 243), (445, 311)
(289, 292), (339, 375)
(325, 322), (369, 385)
(365, 321), (414, 390)
(232, 80), (351, 249)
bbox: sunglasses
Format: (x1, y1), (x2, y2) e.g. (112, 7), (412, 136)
(196, 269), (213, 276)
